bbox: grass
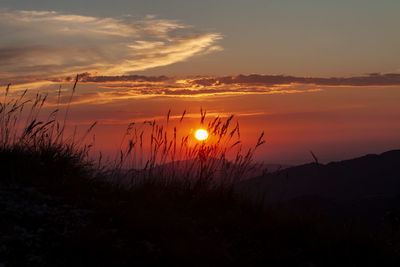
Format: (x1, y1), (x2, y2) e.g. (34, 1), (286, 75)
(1, 80), (400, 266)
(111, 106), (265, 192)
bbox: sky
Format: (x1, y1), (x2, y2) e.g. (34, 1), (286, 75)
(1, 1), (400, 164)
(2, 0), (400, 76)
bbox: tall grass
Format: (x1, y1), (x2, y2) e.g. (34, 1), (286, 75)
(1, 78), (72, 148)
(0, 78), (265, 190)
(114, 109), (265, 190)
(0, 77), (96, 185)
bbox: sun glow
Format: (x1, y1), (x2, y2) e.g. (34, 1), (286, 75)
(195, 129), (209, 141)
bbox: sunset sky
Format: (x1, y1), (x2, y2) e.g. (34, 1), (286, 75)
(1, 0), (400, 164)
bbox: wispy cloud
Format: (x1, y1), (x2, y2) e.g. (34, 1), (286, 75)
(24, 75), (321, 106)
(186, 73), (400, 86)
(0, 9), (222, 80)
(7, 72), (400, 106)
(59, 72), (400, 104)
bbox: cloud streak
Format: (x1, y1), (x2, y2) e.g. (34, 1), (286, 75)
(53, 72), (400, 104)
(27, 77), (320, 106)
(6, 72), (400, 106)
(186, 73), (400, 86)
(0, 9), (222, 79)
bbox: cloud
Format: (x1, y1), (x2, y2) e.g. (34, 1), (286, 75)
(0, 9), (222, 80)
(29, 75), (320, 106)
(186, 73), (400, 86)
(8, 71), (400, 106)
(47, 72), (400, 104)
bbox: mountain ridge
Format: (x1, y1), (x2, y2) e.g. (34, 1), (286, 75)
(241, 149), (400, 203)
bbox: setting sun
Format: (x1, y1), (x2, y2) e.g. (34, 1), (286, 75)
(195, 129), (209, 141)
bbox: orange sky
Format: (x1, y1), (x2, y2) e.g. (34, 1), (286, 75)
(12, 78), (399, 165)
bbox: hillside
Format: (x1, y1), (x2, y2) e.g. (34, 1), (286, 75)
(242, 150), (400, 202)
(1, 149), (400, 266)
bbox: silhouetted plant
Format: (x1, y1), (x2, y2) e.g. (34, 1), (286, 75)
(0, 76), (97, 185)
(0, 78), (265, 191)
(114, 109), (265, 191)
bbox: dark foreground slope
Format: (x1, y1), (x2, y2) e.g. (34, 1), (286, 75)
(241, 150), (400, 225)
(1, 149), (400, 266)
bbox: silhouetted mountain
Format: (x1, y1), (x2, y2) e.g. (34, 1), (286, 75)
(240, 150), (400, 225)
(242, 150), (400, 202)
(116, 159), (290, 185)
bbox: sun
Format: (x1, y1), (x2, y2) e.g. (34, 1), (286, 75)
(195, 129), (209, 141)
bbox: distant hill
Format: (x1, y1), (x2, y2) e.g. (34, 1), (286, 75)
(241, 150), (400, 203)
(116, 160), (291, 183)
(239, 150), (400, 225)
